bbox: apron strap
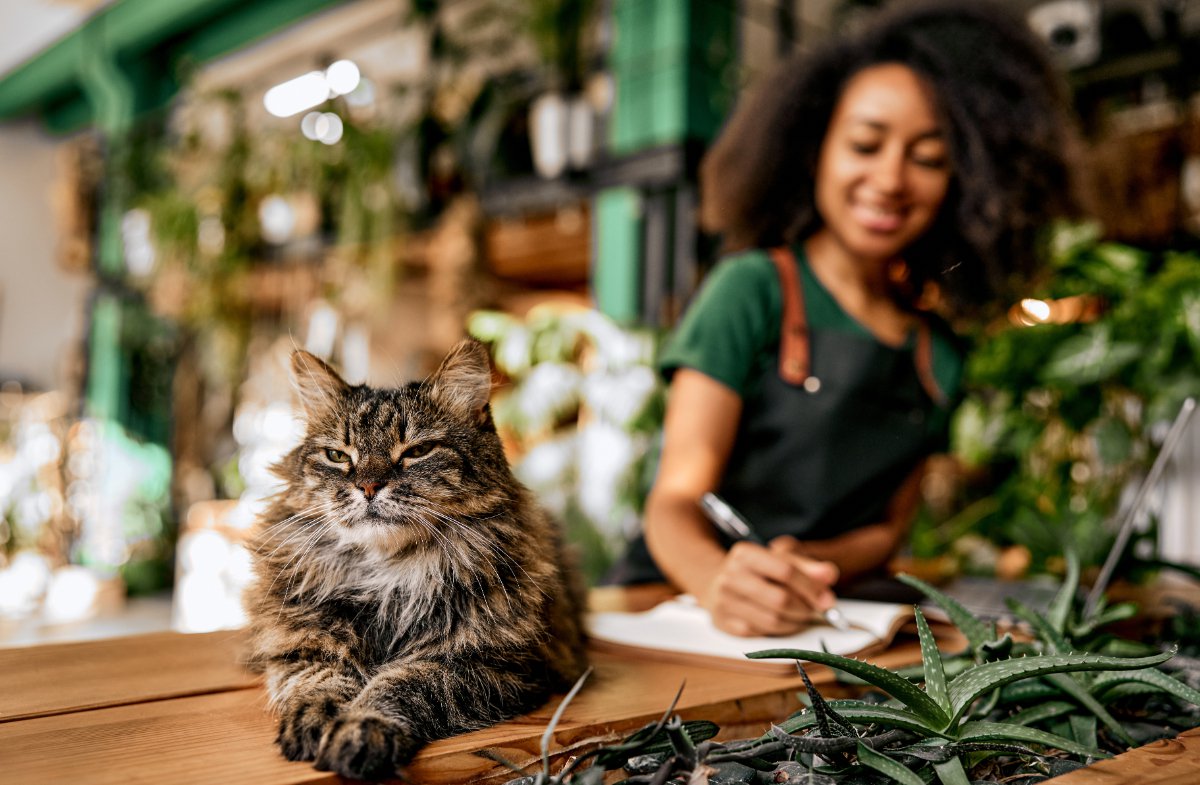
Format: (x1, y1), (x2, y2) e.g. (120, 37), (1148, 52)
(768, 246), (948, 405)
(768, 247), (810, 385)
(914, 322), (947, 406)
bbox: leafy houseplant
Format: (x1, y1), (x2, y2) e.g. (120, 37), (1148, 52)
(921, 224), (1200, 574)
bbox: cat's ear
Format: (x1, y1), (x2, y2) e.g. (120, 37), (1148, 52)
(290, 350), (349, 420)
(426, 339), (493, 423)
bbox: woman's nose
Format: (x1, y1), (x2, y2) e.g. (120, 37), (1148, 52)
(869, 149), (906, 194)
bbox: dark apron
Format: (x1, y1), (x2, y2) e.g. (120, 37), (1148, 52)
(607, 247), (946, 585)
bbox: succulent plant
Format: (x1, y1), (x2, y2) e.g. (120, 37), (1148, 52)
(499, 563), (1200, 784)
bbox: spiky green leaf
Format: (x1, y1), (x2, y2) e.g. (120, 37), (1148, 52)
(777, 702), (947, 738)
(1093, 682), (1169, 702)
(915, 608), (950, 713)
(749, 648), (950, 729)
(856, 741), (926, 785)
(1006, 598), (1070, 655)
(897, 573), (993, 650)
(1069, 715), (1098, 752)
(1090, 666), (1200, 709)
(1072, 603), (1139, 638)
(1047, 548), (1080, 633)
(957, 721), (1104, 758)
(933, 755), (972, 785)
(946, 649), (1173, 725)
(1096, 637), (1157, 658)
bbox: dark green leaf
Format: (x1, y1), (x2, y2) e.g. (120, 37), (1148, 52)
(947, 649), (1173, 724)
(749, 648), (950, 729)
(1090, 666), (1200, 709)
(897, 573), (994, 651)
(915, 608), (950, 714)
(856, 741), (926, 785)
(957, 720), (1104, 758)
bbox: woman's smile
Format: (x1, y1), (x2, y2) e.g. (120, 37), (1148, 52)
(850, 200), (907, 233)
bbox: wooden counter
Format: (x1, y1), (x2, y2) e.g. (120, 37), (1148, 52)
(0, 602), (930, 785)
(5, 581), (1197, 784)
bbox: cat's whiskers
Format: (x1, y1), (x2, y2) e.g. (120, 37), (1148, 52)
(269, 515), (338, 608)
(408, 511), (503, 615)
(255, 502), (340, 561)
(257, 514), (342, 600)
(417, 502), (548, 600)
(256, 506), (339, 598)
(407, 501), (548, 611)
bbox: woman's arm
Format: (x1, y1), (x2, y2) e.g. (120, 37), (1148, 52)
(643, 368), (839, 637)
(771, 460), (926, 583)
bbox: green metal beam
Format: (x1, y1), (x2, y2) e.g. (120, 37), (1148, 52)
(0, 0), (348, 129)
(594, 187), (643, 324)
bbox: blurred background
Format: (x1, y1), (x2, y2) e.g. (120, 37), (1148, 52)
(2, 0), (1200, 645)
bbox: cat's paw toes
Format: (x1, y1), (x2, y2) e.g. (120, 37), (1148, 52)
(276, 696), (340, 762)
(314, 711), (422, 780)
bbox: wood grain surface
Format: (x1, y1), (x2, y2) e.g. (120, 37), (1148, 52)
(0, 629), (254, 722)
(1052, 727), (1200, 785)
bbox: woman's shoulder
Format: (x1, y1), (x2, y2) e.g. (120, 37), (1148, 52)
(658, 248), (782, 393)
(706, 247), (780, 289)
(684, 248), (783, 322)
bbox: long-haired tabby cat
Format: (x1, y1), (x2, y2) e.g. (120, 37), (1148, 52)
(244, 339), (588, 780)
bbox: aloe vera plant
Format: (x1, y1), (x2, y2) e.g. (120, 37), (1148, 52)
(750, 612), (1171, 783)
(502, 564), (1200, 784)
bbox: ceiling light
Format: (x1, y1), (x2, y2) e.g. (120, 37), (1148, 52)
(264, 71), (330, 118)
(300, 111), (322, 140)
(325, 60), (360, 96)
(315, 112), (344, 145)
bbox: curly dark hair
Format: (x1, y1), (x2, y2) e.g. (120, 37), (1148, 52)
(699, 0), (1083, 321)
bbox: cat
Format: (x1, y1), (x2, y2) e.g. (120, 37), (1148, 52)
(243, 339), (588, 781)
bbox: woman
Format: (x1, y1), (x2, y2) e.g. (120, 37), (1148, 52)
(613, 0), (1080, 636)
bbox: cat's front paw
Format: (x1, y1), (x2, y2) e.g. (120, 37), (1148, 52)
(276, 696), (341, 762)
(314, 710), (423, 780)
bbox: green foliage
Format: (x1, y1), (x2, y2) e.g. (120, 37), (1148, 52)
(928, 224), (1200, 573)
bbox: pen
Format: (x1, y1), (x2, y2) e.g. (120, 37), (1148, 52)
(698, 492), (850, 631)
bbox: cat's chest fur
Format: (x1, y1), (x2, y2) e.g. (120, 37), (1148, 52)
(296, 538), (526, 658)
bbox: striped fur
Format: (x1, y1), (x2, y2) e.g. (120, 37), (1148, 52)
(243, 340), (588, 780)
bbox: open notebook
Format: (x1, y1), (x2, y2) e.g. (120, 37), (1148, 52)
(588, 596), (912, 675)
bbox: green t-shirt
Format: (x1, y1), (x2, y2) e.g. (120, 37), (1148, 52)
(659, 247), (964, 404)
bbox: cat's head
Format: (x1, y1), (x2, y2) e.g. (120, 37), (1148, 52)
(281, 339), (513, 553)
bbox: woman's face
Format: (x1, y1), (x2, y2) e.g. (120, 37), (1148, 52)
(813, 63), (951, 266)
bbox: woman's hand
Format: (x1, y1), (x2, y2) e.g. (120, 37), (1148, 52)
(644, 369), (844, 637)
(700, 539), (839, 637)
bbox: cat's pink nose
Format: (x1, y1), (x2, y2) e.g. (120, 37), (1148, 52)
(357, 481), (384, 499)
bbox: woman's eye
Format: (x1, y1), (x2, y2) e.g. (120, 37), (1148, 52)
(911, 143), (948, 170)
(849, 141), (879, 155)
(325, 449), (351, 463)
(913, 155), (948, 170)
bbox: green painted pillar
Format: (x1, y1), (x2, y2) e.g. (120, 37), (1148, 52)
(609, 0), (735, 154)
(85, 294), (125, 422)
(78, 18), (135, 417)
(594, 188), (643, 323)
(593, 0), (735, 324)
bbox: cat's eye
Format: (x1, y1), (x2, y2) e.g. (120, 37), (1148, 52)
(325, 448), (352, 464)
(402, 442), (437, 460)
